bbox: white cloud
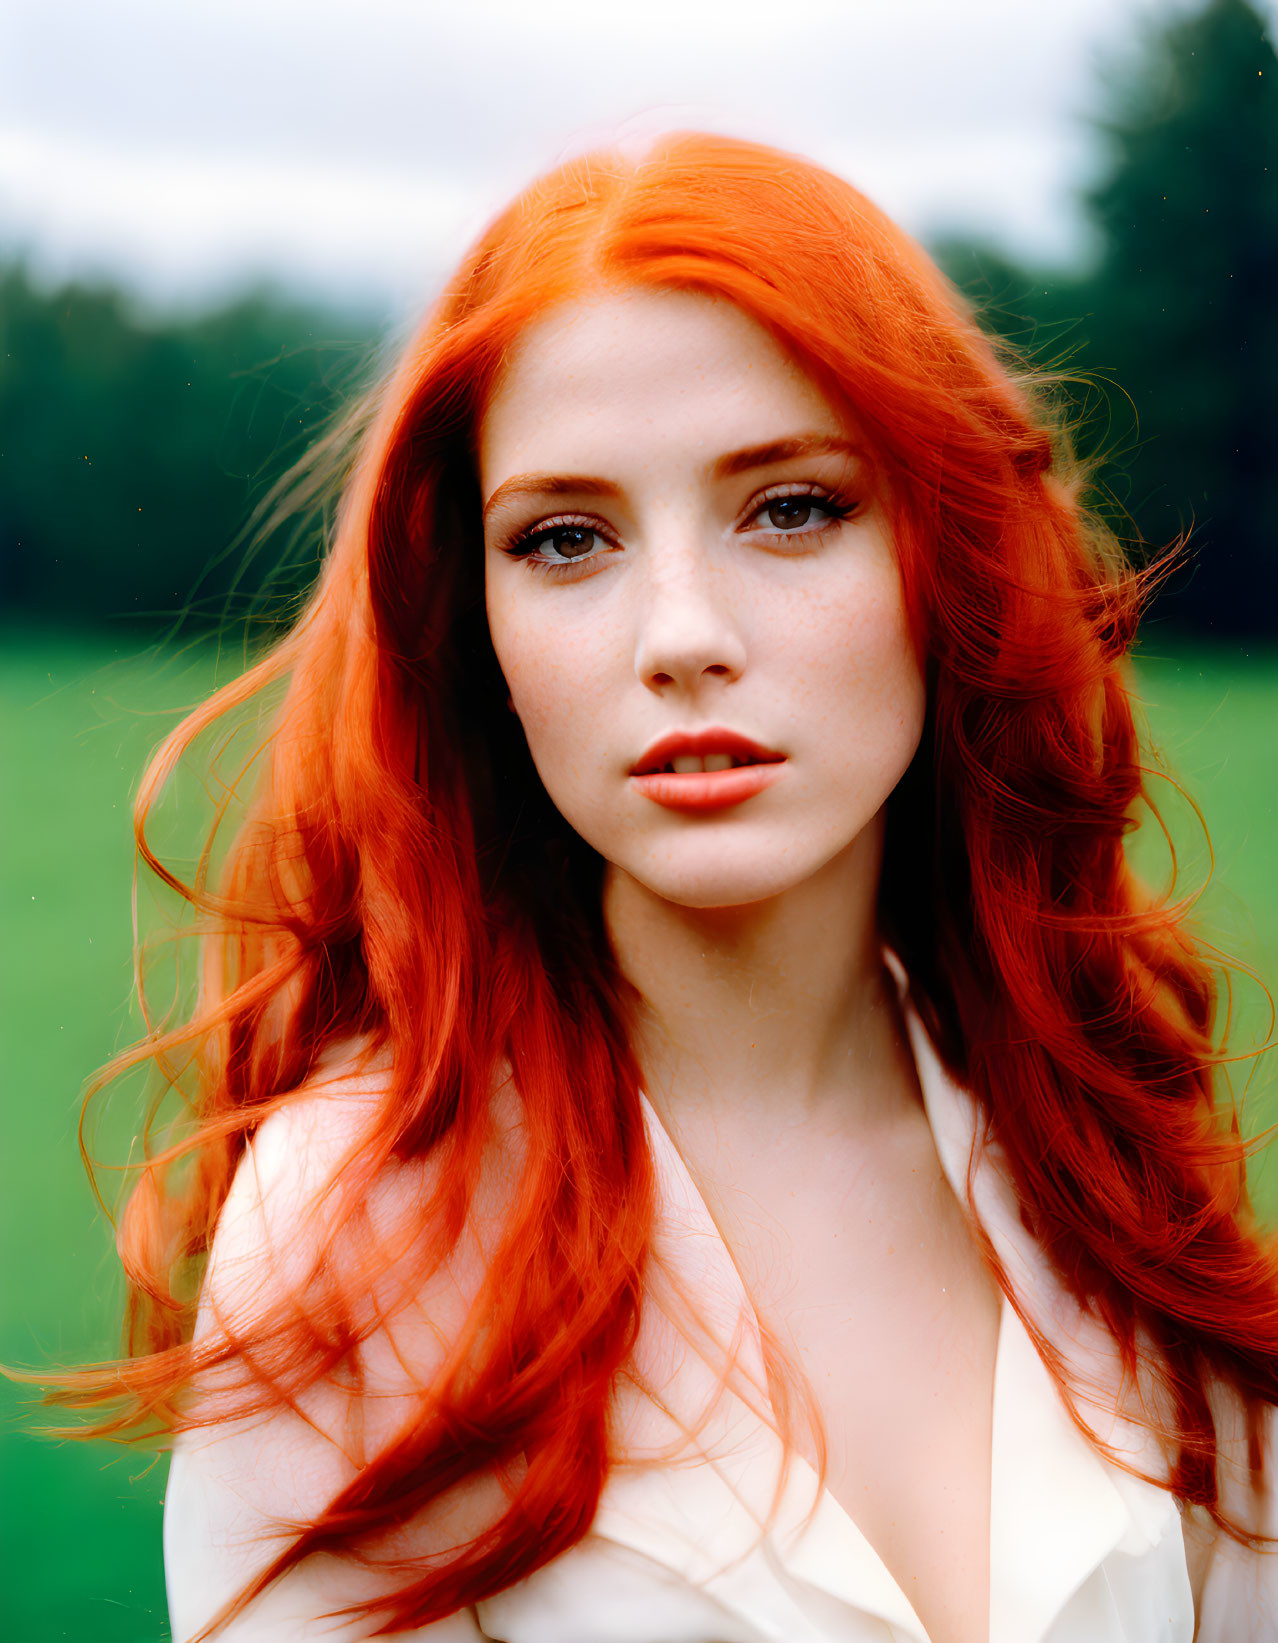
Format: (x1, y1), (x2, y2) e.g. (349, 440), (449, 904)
(0, 124), (478, 312)
(3, 0), (1272, 310)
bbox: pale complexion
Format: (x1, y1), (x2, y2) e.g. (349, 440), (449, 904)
(480, 288), (1001, 1643)
(480, 286), (927, 1132)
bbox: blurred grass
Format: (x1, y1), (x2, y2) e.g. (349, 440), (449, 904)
(1, 629), (1275, 1641)
(1125, 639), (1278, 1208)
(1, 631), (228, 1643)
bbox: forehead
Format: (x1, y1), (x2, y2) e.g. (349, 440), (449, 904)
(478, 288), (846, 483)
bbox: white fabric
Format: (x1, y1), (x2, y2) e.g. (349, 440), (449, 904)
(165, 982), (1278, 1641)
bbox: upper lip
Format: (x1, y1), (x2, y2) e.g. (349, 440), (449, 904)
(630, 727), (786, 776)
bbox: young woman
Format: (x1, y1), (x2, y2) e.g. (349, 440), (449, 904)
(46, 132), (1278, 1642)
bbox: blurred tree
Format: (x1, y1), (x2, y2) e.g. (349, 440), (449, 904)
(0, 266), (381, 631)
(931, 239), (1154, 552)
(1084, 0), (1278, 636)
(940, 0), (1278, 638)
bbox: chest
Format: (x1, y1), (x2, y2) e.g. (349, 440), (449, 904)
(678, 1113), (1004, 1643)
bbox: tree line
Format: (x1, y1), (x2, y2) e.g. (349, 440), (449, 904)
(0, 272), (382, 631)
(940, 0), (1278, 640)
(2, 0), (1275, 638)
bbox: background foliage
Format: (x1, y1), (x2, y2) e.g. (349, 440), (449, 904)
(936, 0), (1278, 636)
(0, 277), (380, 629)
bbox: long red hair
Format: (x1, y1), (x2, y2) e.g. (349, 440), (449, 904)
(27, 130), (1278, 1630)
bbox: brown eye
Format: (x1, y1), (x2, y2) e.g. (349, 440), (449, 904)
(766, 498), (815, 530)
(505, 519), (610, 567)
(544, 527), (597, 559)
(744, 489), (854, 542)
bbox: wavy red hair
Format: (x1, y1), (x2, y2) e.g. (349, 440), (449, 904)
(22, 130), (1278, 1631)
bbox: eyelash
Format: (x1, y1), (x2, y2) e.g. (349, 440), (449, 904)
(502, 483), (859, 577)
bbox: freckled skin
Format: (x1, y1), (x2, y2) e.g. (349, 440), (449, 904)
(479, 288), (927, 913)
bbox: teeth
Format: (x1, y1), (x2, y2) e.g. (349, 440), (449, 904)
(665, 753), (742, 774)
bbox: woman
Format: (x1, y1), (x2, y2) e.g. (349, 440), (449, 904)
(45, 132), (1278, 1641)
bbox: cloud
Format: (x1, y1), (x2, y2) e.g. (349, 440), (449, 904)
(5, 0), (1269, 308)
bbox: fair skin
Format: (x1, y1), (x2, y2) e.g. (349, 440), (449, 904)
(480, 287), (1004, 1643)
(481, 286), (923, 1122)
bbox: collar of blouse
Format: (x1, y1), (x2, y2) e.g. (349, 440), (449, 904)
(576, 954), (1189, 1643)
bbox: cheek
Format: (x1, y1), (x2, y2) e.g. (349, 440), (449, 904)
(485, 577), (616, 767)
(782, 558), (925, 762)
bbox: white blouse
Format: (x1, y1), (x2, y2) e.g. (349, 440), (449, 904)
(164, 985), (1278, 1642)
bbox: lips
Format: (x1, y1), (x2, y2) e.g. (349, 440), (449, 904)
(630, 728), (785, 778)
(629, 728), (787, 814)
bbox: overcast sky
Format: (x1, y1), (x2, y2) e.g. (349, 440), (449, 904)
(4, 0), (1273, 320)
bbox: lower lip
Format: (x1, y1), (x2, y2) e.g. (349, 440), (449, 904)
(629, 761), (786, 813)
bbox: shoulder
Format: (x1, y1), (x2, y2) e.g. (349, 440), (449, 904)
(202, 1050), (381, 1290)
(166, 1051), (525, 1638)
(200, 1047), (525, 1353)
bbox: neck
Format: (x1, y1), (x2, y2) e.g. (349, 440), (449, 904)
(602, 814), (916, 1134)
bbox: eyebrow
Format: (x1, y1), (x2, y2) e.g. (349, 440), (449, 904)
(481, 433), (862, 522)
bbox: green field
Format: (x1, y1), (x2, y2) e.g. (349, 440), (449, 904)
(2, 631), (1276, 1641)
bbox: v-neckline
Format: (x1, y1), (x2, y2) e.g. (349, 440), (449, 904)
(635, 1080), (1005, 1642)
(623, 971), (1169, 1643)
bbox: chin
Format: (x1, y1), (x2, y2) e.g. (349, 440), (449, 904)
(619, 851), (827, 913)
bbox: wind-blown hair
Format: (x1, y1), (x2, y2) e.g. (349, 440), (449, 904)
(31, 131), (1278, 1631)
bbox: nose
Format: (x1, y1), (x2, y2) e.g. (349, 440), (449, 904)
(631, 538), (748, 694)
